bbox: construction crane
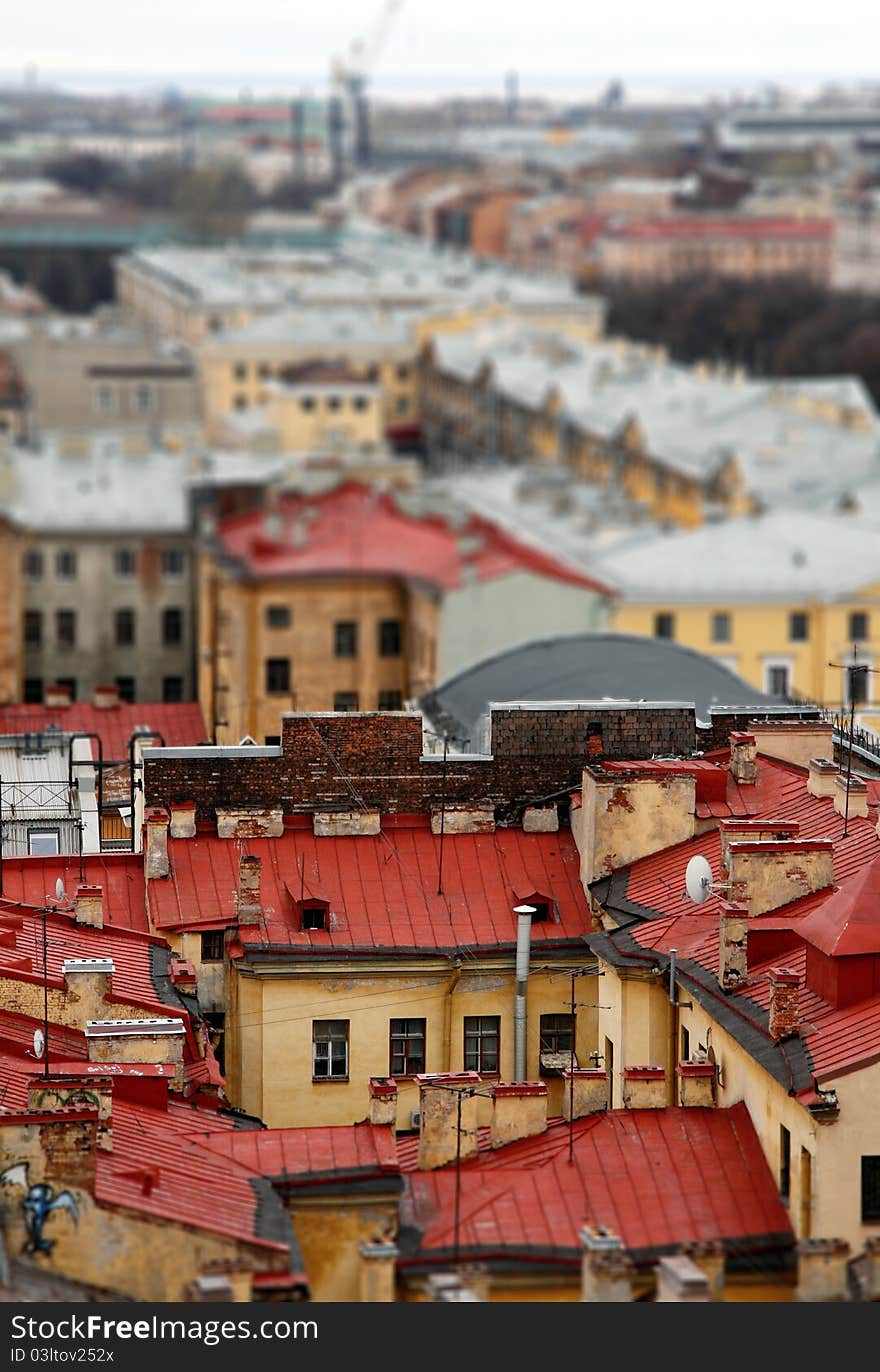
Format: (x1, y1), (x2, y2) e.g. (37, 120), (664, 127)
(329, 0), (404, 173)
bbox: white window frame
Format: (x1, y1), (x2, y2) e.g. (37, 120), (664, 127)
(28, 829), (60, 856)
(312, 1020), (349, 1081)
(94, 384), (115, 417)
(763, 656), (794, 699)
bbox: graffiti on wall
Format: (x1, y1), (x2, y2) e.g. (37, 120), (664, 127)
(0, 1163), (79, 1255)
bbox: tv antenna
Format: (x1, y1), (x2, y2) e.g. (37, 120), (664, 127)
(827, 644), (879, 837)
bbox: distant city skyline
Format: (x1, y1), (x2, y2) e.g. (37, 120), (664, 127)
(1, 0), (878, 104)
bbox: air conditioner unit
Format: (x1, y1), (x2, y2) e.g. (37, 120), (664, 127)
(410, 1109), (421, 1129)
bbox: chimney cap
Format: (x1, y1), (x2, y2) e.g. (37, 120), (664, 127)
(492, 1081), (548, 1098)
(676, 1059), (715, 1079)
(369, 1077), (398, 1099)
(145, 806), (170, 824)
(62, 957), (114, 975)
(622, 1065), (665, 1081)
(768, 965), (800, 986)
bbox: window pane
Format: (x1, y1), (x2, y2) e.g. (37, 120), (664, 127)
(334, 621), (358, 658)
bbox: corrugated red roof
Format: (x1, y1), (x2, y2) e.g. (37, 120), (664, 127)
(605, 216), (834, 241)
(215, 481), (615, 595)
(0, 702), (208, 761)
(95, 1096), (288, 1250)
(610, 754), (879, 925)
(396, 1104), (791, 1266)
(197, 1119), (399, 1183)
(797, 858), (880, 956)
(0, 853), (148, 933)
(598, 752), (880, 1084)
(148, 819), (593, 952)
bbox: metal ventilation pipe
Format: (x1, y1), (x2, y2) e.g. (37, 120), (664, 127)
(513, 905), (536, 1081)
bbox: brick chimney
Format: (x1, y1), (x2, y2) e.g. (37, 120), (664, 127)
(490, 1081), (547, 1148)
(729, 732), (757, 784)
(27, 1074), (113, 1152)
(833, 772), (869, 821)
(415, 1072), (480, 1170)
(580, 1227), (634, 1303)
(236, 854), (263, 925)
(621, 1066), (666, 1109)
(144, 807), (170, 879)
(44, 683), (71, 708)
(678, 1241), (724, 1300)
(92, 684), (120, 710)
(561, 1067), (607, 1120)
(655, 1254), (711, 1302)
(74, 884), (103, 930)
(169, 801), (196, 839)
(369, 1077), (398, 1128)
(795, 1238), (850, 1302)
(725, 838), (834, 915)
(85, 1018), (186, 1090)
(718, 900), (748, 990)
(807, 757), (839, 799)
(676, 1059), (716, 1107)
(768, 967), (800, 1041)
(62, 957), (114, 1023)
(357, 1241), (398, 1302)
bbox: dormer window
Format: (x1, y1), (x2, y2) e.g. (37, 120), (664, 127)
(302, 901), (328, 931)
(530, 901), (551, 923)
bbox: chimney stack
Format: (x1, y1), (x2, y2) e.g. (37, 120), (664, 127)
(74, 884), (104, 930)
(718, 900), (748, 990)
(561, 1067), (607, 1120)
(357, 1241), (398, 1302)
(621, 1066), (666, 1109)
(726, 837), (833, 915)
(169, 802), (197, 839)
(144, 807), (170, 879)
(729, 732), (757, 785)
(655, 1254), (711, 1303)
(834, 772), (869, 821)
(236, 854), (263, 924)
(415, 1072), (480, 1170)
(807, 757), (838, 798)
(676, 1059), (716, 1108)
(795, 1238), (850, 1302)
(580, 1227), (634, 1303)
(44, 683), (72, 708)
(490, 1081), (547, 1148)
(369, 1078), (398, 1128)
(768, 967), (800, 1041)
(92, 684), (120, 710)
(678, 1241), (724, 1299)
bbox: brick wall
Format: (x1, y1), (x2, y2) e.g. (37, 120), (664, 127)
(700, 706), (822, 753)
(144, 704), (697, 823)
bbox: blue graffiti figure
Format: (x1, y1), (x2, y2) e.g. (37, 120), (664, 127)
(0, 1164), (78, 1255)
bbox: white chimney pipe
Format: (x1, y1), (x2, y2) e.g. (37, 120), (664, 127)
(513, 905), (535, 1081)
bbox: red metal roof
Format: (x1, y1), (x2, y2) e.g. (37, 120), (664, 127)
(594, 751), (880, 1084)
(612, 754), (879, 924)
(0, 702), (208, 761)
(148, 819), (593, 953)
(797, 858), (880, 956)
(197, 1119), (399, 1184)
(396, 1104), (791, 1266)
(215, 481), (615, 595)
(604, 216), (834, 241)
(0, 853), (148, 933)
(94, 1096), (289, 1251)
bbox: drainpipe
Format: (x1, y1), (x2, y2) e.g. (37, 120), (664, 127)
(443, 957), (462, 1071)
(513, 905), (536, 1082)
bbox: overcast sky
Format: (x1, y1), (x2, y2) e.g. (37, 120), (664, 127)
(2, 0), (878, 100)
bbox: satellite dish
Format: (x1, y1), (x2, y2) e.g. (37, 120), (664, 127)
(33, 1029), (45, 1059)
(55, 877), (66, 902)
(685, 854), (713, 905)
